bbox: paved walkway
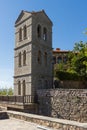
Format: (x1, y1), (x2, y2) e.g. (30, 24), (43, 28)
(0, 118), (53, 130)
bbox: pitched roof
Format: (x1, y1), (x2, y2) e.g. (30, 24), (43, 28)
(15, 10), (53, 25)
(15, 10), (31, 24)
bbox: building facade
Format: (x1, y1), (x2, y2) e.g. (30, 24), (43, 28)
(53, 48), (69, 65)
(14, 10), (53, 96)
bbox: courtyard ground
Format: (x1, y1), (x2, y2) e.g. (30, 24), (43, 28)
(0, 118), (54, 130)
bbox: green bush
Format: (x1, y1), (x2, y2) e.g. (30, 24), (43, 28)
(55, 71), (81, 81)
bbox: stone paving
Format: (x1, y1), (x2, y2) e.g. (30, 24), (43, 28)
(0, 118), (53, 130)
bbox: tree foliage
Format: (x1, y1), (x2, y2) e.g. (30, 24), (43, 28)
(68, 41), (87, 80)
(54, 41), (87, 81)
(55, 71), (79, 80)
(0, 87), (13, 95)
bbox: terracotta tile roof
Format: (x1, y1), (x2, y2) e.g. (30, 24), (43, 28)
(53, 48), (70, 53)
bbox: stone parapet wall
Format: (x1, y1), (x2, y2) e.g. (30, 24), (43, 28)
(37, 89), (87, 123)
(6, 111), (87, 130)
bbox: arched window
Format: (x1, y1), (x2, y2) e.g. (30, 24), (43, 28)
(37, 50), (42, 64)
(57, 56), (62, 64)
(43, 27), (47, 41)
(38, 80), (42, 89)
(23, 25), (27, 39)
(23, 50), (26, 66)
(53, 56), (56, 64)
(23, 80), (26, 96)
(19, 28), (22, 41)
(44, 80), (48, 89)
(63, 56), (67, 64)
(37, 25), (41, 38)
(18, 52), (21, 67)
(44, 52), (47, 66)
(18, 81), (21, 95)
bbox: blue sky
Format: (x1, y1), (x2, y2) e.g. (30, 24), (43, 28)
(0, 0), (87, 88)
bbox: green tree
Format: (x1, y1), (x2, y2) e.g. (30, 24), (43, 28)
(0, 87), (13, 96)
(68, 41), (87, 80)
(8, 88), (13, 95)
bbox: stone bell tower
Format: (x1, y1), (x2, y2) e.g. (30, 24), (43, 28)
(14, 10), (53, 96)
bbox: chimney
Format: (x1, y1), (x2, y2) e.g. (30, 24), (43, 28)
(56, 48), (60, 51)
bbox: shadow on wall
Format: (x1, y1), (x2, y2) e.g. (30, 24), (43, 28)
(38, 93), (52, 116)
(37, 89), (63, 118)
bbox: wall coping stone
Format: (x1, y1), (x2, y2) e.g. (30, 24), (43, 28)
(6, 110), (87, 129)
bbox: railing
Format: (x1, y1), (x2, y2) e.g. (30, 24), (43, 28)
(0, 95), (37, 104)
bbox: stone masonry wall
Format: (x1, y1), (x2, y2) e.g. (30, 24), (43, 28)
(37, 89), (87, 123)
(7, 111), (87, 130)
